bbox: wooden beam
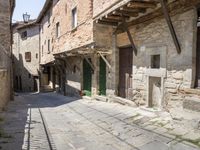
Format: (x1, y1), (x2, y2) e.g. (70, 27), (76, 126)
(100, 17), (122, 23)
(115, 10), (139, 17)
(105, 15), (125, 20)
(160, 0), (181, 54)
(82, 56), (95, 70)
(127, 1), (157, 9)
(120, 6), (146, 13)
(122, 17), (137, 56)
(98, 52), (111, 69)
(96, 20), (118, 26)
(107, 14), (130, 19)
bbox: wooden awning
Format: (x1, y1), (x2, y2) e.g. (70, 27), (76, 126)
(95, 0), (181, 54)
(95, 0), (160, 27)
(54, 42), (112, 58)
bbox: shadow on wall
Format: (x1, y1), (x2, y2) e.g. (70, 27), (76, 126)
(13, 54), (39, 93)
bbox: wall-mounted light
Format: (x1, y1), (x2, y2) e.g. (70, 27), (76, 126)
(23, 12), (30, 23)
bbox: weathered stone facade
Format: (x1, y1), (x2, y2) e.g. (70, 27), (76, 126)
(0, 0), (15, 109)
(92, 0), (200, 114)
(12, 22), (40, 92)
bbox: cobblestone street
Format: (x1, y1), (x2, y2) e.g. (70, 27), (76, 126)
(0, 93), (200, 150)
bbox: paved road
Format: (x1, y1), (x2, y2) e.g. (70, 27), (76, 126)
(0, 93), (200, 150)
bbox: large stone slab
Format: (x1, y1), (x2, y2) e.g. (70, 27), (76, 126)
(183, 97), (200, 112)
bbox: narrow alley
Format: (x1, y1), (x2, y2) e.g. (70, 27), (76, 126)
(0, 93), (200, 150)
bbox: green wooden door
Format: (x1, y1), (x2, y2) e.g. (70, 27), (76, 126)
(99, 57), (106, 95)
(83, 59), (92, 96)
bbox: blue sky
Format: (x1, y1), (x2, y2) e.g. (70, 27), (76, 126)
(13, 0), (46, 22)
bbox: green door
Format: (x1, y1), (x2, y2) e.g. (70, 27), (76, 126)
(99, 57), (106, 95)
(83, 59), (92, 96)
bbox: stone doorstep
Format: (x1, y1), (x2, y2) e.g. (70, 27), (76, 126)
(108, 96), (137, 107)
(183, 97), (200, 112)
(94, 95), (108, 102)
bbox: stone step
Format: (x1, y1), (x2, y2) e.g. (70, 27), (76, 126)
(109, 96), (137, 107)
(40, 85), (54, 92)
(183, 96), (200, 112)
(94, 95), (108, 102)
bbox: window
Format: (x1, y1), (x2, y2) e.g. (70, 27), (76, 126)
(72, 7), (77, 28)
(48, 39), (50, 53)
(151, 55), (160, 69)
(56, 22), (60, 38)
(28, 73), (31, 79)
(36, 53), (38, 59)
(21, 31), (27, 39)
(47, 12), (50, 26)
(73, 65), (77, 73)
(42, 45), (44, 56)
(25, 52), (31, 62)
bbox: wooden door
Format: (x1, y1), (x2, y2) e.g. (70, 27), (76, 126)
(99, 57), (106, 95)
(119, 47), (133, 98)
(196, 26), (200, 88)
(83, 59), (92, 96)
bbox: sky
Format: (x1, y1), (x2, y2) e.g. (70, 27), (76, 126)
(13, 0), (46, 22)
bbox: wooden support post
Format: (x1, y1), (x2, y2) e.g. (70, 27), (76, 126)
(160, 0), (181, 54)
(98, 52), (111, 69)
(122, 17), (137, 56)
(82, 56), (95, 70)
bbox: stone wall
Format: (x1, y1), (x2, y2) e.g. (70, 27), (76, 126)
(65, 56), (82, 97)
(116, 8), (196, 109)
(93, 0), (120, 17)
(53, 0), (94, 53)
(0, 0), (14, 109)
(12, 25), (40, 92)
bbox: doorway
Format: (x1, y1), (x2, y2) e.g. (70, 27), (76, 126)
(99, 57), (106, 95)
(118, 47), (133, 98)
(196, 9), (200, 88)
(83, 58), (92, 96)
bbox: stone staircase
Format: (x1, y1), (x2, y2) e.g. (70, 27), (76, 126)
(40, 85), (54, 93)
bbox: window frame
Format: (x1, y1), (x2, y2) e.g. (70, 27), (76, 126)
(72, 7), (77, 29)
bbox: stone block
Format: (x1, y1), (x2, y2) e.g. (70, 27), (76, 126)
(172, 72), (183, 80)
(183, 97), (200, 112)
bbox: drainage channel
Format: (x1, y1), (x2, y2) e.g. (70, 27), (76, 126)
(38, 108), (56, 150)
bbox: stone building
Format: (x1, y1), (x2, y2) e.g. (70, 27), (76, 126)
(36, 0), (60, 93)
(37, 0), (114, 97)
(12, 21), (40, 92)
(36, 0), (200, 116)
(0, 0), (15, 109)
(92, 0), (200, 115)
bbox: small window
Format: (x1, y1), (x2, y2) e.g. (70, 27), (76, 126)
(151, 55), (160, 69)
(73, 65), (77, 73)
(56, 22), (60, 38)
(47, 12), (51, 26)
(21, 31), (27, 39)
(25, 52), (31, 62)
(36, 53), (38, 59)
(72, 7), (77, 29)
(48, 39), (50, 53)
(42, 45), (44, 56)
(28, 73), (31, 79)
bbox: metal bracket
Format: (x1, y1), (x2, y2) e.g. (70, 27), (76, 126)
(122, 17), (137, 56)
(98, 52), (111, 69)
(160, 0), (181, 54)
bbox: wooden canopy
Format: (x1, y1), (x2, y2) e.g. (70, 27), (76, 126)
(95, 0), (181, 54)
(95, 0), (160, 27)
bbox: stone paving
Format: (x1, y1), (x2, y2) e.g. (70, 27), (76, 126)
(0, 92), (200, 150)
